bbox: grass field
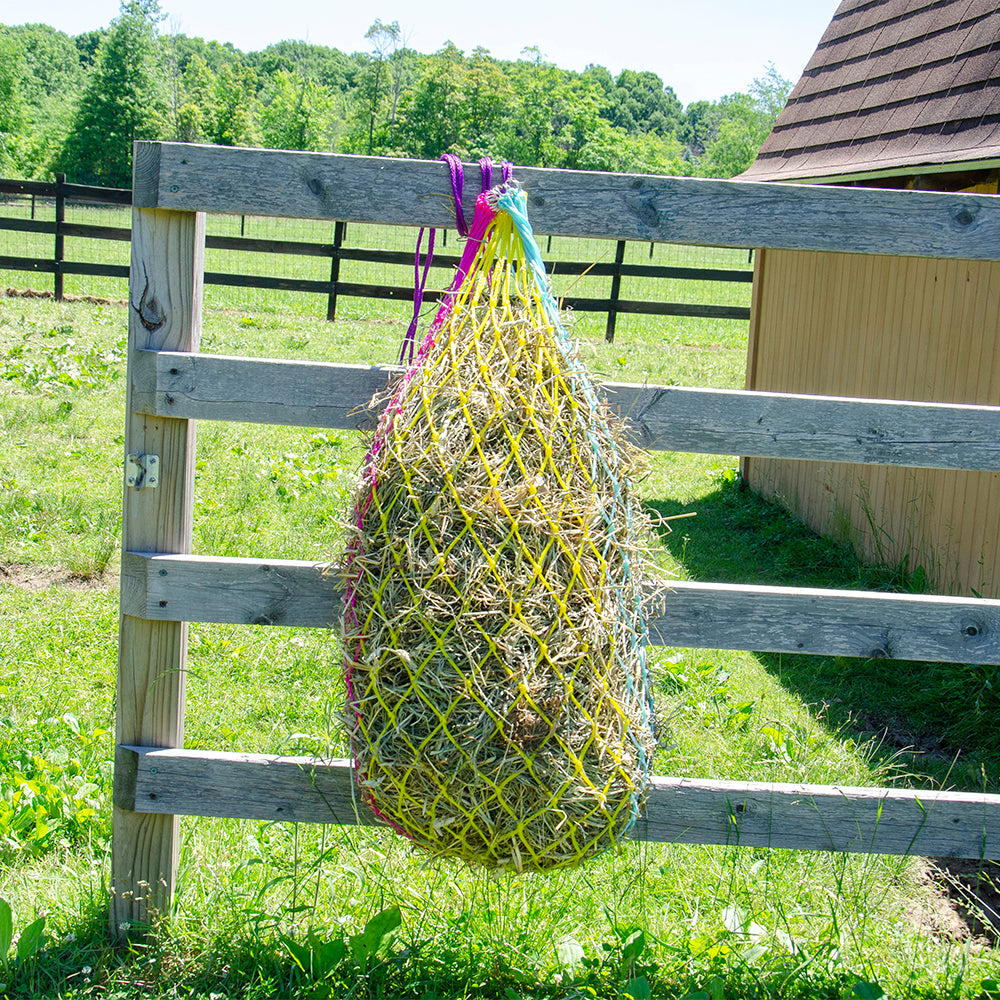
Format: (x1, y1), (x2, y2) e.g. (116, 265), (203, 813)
(0, 197), (753, 337)
(1, 245), (999, 998)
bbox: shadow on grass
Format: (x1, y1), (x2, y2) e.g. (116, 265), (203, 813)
(645, 476), (1000, 790)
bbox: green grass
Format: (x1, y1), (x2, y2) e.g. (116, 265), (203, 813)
(1, 281), (998, 996)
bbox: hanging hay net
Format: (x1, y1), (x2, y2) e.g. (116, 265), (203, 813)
(342, 181), (655, 872)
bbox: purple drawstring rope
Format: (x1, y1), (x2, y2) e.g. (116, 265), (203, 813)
(400, 226), (436, 365)
(399, 155), (510, 364)
(399, 154), (469, 363)
(442, 153), (469, 236)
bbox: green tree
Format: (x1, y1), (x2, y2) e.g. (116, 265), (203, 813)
(395, 43), (465, 158)
(603, 69), (684, 137)
(461, 47), (511, 157)
(174, 52), (215, 143)
(555, 81), (608, 169)
(3, 24), (86, 176)
(506, 53), (562, 166)
(678, 99), (722, 160)
(699, 65), (792, 177)
(168, 34), (242, 75)
(0, 33), (28, 174)
(74, 29), (106, 68)
(258, 69), (336, 151)
(249, 40), (355, 94)
(58, 0), (168, 185)
(207, 63), (258, 146)
(353, 19), (400, 154)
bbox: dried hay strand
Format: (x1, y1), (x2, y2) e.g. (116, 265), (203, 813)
(342, 187), (655, 871)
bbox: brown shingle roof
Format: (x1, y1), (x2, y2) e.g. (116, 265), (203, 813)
(741, 0), (1000, 181)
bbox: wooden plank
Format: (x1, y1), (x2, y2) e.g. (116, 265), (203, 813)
(80, 225), (750, 287)
(119, 747), (378, 826)
(202, 233), (749, 284)
(327, 219), (345, 320)
(130, 351), (1000, 469)
(616, 263), (754, 283)
(133, 142), (1000, 260)
(119, 747), (1000, 859)
(614, 384), (1000, 467)
(562, 298), (751, 319)
(53, 174), (65, 301)
(203, 236), (463, 269)
(605, 238), (627, 342)
(61, 221), (131, 242)
(120, 552), (338, 627)
(62, 262), (130, 279)
(0, 217), (56, 235)
(647, 580), (1000, 663)
(203, 270), (332, 294)
(206, 233), (341, 257)
(338, 246), (460, 268)
(119, 553), (1000, 664)
(112, 206), (204, 936)
(325, 280), (433, 301)
(61, 181), (132, 204)
(0, 179), (55, 196)
(0, 255), (56, 274)
(128, 351), (398, 430)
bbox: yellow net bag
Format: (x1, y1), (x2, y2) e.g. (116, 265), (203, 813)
(342, 182), (655, 871)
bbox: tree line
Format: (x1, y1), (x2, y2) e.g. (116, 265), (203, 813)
(0, 0), (792, 189)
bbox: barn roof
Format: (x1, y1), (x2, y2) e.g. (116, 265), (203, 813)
(741, 0), (1000, 183)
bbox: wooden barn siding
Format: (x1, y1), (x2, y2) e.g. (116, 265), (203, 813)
(744, 248), (1000, 597)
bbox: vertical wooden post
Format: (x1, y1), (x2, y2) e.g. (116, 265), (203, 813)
(605, 239), (627, 343)
(111, 205), (204, 936)
(54, 173), (65, 301)
(327, 219), (346, 322)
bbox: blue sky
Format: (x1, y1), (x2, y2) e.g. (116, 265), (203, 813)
(12, 0), (838, 106)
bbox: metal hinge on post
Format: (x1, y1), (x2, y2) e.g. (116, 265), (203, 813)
(126, 453), (160, 490)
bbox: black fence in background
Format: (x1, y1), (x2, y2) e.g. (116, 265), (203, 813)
(0, 177), (753, 342)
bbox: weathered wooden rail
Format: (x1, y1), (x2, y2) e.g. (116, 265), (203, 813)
(112, 140), (1000, 933)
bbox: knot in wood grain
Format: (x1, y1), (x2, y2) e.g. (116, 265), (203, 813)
(134, 275), (166, 332)
(625, 194), (660, 230)
(950, 204), (978, 229)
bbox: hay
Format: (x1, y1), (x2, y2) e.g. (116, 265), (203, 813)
(342, 188), (655, 871)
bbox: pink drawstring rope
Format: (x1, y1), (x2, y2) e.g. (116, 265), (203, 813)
(398, 155), (511, 365)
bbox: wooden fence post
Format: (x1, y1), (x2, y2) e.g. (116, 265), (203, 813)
(111, 204), (204, 936)
(326, 220), (346, 322)
(605, 239), (627, 343)
(54, 173), (65, 301)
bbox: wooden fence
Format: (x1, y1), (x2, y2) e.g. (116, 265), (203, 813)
(0, 174), (752, 341)
(0, 175), (132, 301)
(111, 141), (1000, 934)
